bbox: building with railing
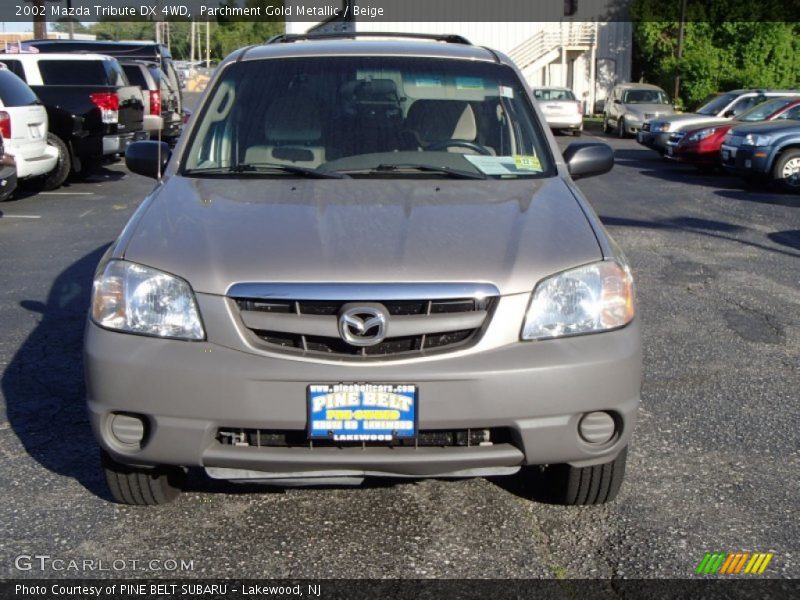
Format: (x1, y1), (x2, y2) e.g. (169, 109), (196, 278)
(285, 18), (632, 115)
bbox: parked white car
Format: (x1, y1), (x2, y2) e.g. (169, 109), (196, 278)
(533, 87), (583, 136)
(0, 66), (58, 182)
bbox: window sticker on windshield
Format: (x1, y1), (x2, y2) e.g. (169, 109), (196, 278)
(514, 155), (541, 171)
(464, 155), (542, 175)
(456, 77), (484, 90)
(499, 85), (514, 98)
(414, 76), (444, 87)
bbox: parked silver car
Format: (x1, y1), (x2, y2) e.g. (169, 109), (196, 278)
(638, 89), (800, 154)
(88, 33), (641, 506)
(533, 87), (583, 136)
(603, 83), (674, 137)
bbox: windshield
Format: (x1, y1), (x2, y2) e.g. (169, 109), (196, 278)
(622, 89), (669, 104)
(738, 98), (797, 122)
(182, 56), (553, 179)
(696, 93), (737, 116)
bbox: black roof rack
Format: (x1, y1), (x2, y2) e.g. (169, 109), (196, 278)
(266, 32), (472, 46)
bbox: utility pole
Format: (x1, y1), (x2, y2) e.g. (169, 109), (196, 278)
(674, 0), (688, 102)
(206, 20), (210, 69)
(28, 0), (46, 39)
(66, 0), (74, 38)
(190, 20), (195, 64)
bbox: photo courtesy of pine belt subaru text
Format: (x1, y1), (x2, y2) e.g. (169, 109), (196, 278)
(86, 32), (641, 506)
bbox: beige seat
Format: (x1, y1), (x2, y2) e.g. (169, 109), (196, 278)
(404, 100), (491, 154)
(244, 93), (326, 167)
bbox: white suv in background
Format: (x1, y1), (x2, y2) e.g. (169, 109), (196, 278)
(0, 66), (58, 183)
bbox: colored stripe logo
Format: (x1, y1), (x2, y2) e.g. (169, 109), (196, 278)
(696, 552), (773, 575)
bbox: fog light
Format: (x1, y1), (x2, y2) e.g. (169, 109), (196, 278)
(110, 413), (146, 446)
(578, 411), (616, 444)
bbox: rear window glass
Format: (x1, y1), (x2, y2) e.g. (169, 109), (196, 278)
(38, 60), (110, 85)
(122, 64), (148, 88)
(0, 70), (39, 107)
(534, 89), (577, 101)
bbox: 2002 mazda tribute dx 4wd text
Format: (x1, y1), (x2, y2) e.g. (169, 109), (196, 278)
(86, 33), (641, 506)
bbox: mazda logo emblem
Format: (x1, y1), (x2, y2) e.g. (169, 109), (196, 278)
(338, 303), (389, 347)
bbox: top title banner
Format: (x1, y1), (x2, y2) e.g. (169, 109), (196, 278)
(3, 0), (798, 22)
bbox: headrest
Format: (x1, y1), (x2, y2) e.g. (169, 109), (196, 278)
(264, 93), (322, 143)
(405, 100), (477, 143)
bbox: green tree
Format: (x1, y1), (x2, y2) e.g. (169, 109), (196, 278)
(632, 1), (800, 109)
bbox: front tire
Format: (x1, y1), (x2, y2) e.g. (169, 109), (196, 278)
(617, 118), (626, 138)
(101, 450), (184, 505)
(517, 446), (628, 505)
(603, 115), (611, 134)
(771, 149), (800, 193)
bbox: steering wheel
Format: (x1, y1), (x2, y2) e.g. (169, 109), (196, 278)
(426, 140), (493, 155)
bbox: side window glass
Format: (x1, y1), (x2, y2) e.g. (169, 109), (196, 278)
(0, 60), (26, 81)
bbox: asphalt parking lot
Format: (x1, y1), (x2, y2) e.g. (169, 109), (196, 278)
(0, 122), (797, 579)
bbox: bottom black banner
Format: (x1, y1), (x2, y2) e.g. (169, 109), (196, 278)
(1, 579), (799, 600)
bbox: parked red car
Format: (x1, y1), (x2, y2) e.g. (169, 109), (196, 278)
(665, 97), (800, 170)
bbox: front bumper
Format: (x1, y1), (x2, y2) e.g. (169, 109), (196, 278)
(665, 142), (719, 165)
(85, 302), (642, 478)
(722, 144), (771, 177)
(0, 164), (16, 201)
(637, 130), (670, 152)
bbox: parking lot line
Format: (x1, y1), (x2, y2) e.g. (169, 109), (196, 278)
(0, 214), (41, 219)
(39, 192), (95, 196)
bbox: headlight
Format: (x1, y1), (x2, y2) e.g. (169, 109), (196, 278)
(742, 134), (771, 147)
(687, 127), (716, 143)
(649, 122), (669, 133)
(521, 260), (634, 341)
(92, 260), (205, 340)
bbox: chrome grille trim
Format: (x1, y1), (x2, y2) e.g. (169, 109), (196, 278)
(227, 282), (499, 301)
(229, 288), (499, 358)
(239, 309), (488, 338)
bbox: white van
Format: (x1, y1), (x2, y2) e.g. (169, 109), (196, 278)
(0, 66), (58, 182)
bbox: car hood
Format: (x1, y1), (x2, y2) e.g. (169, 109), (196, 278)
(728, 120), (800, 136)
(122, 176), (603, 296)
(675, 118), (730, 132)
(624, 103), (674, 116)
(658, 113), (728, 129)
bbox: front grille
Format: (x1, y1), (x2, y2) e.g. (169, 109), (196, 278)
(641, 122), (650, 132)
(644, 113), (657, 119)
(725, 135), (744, 148)
(233, 295), (497, 359)
(668, 132), (685, 144)
(217, 427), (513, 448)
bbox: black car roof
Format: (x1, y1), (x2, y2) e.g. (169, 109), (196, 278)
(23, 40), (171, 60)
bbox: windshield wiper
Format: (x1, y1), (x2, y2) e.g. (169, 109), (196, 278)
(336, 163), (487, 180)
(183, 163), (349, 179)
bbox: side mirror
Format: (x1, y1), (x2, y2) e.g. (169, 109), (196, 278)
(613, 98), (622, 104)
(563, 142), (614, 180)
(125, 141), (170, 179)
(723, 109), (735, 118)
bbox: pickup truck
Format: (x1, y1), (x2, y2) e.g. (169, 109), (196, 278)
(0, 53), (145, 189)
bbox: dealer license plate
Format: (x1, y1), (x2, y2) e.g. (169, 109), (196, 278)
(307, 383), (417, 442)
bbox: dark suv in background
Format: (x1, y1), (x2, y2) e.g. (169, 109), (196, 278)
(23, 40), (183, 143)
